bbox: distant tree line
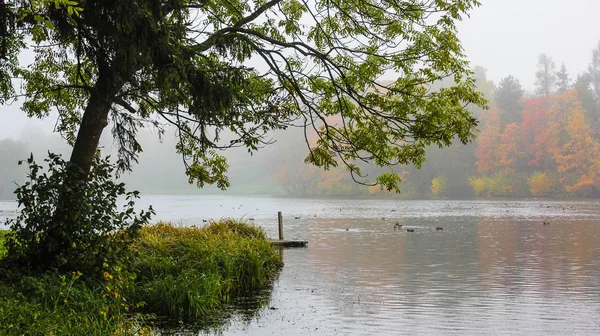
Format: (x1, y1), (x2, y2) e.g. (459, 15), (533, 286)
(272, 41), (600, 198)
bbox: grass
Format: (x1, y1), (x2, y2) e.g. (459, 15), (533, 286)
(0, 220), (283, 335)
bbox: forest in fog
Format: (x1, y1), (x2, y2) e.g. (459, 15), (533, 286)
(2, 42), (600, 199)
(269, 41), (600, 198)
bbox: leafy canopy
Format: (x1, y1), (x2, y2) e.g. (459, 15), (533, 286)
(2, 0), (485, 192)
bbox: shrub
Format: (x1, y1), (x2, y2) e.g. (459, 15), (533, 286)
(2, 153), (154, 276)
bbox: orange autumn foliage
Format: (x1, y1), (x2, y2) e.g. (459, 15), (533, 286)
(475, 107), (502, 172)
(547, 91), (600, 194)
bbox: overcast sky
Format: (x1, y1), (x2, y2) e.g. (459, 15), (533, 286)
(458, 0), (600, 88)
(2, 0), (600, 139)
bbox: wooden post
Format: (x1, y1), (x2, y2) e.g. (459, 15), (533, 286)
(278, 211), (284, 240)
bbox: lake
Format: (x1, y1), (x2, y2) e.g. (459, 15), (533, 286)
(2, 196), (600, 335)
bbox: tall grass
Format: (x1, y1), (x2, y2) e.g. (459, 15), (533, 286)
(0, 219), (283, 334)
(127, 219), (283, 319)
(0, 272), (150, 336)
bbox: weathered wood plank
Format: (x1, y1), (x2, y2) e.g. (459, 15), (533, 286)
(269, 239), (308, 248)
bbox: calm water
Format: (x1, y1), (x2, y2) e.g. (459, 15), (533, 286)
(2, 196), (600, 335)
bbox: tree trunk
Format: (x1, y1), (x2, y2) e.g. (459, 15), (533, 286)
(70, 70), (123, 175)
(39, 69), (123, 271)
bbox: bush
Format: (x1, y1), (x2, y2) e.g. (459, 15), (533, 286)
(528, 171), (553, 196)
(2, 153), (153, 276)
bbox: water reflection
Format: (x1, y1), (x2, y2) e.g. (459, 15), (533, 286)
(214, 200), (600, 335)
(2, 197), (600, 334)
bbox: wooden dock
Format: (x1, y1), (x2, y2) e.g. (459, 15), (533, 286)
(269, 239), (308, 248)
(269, 211), (308, 247)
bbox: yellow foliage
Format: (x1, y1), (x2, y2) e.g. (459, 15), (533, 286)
(431, 176), (447, 197)
(469, 176), (486, 196)
(528, 171), (552, 196)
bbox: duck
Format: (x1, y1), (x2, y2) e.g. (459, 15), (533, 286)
(202, 219), (207, 223)
(406, 228), (415, 233)
(295, 216), (301, 219)
(543, 221), (550, 225)
(436, 226), (444, 230)
(249, 217), (255, 221)
(393, 222), (403, 230)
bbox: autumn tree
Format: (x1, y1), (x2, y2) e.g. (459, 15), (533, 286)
(475, 107), (502, 173)
(495, 122), (524, 174)
(521, 96), (553, 170)
(1, 0), (485, 269)
(535, 54), (557, 96)
(547, 90), (600, 195)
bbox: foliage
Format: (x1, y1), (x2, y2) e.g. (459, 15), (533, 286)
(495, 122), (524, 174)
(2, 0), (485, 194)
(475, 107), (502, 173)
(469, 176), (486, 197)
(431, 176), (447, 197)
(546, 91), (600, 194)
(126, 221), (283, 319)
(0, 231), (7, 258)
(528, 171), (553, 197)
(475, 86), (600, 197)
(2, 153), (153, 276)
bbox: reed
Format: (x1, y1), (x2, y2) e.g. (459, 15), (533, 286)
(127, 220), (283, 319)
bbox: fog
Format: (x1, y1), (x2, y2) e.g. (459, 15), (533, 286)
(2, 0), (600, 199)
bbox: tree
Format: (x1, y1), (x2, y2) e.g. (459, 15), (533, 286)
(521, 96), (553, 169)
(584, 41), (600, 130)
(475, 107), (502, 173)
(535, 54), (557, 96)
(574, 73), (599, 121)
(2, 0), (485, 267)
(495, 75), (523, 123)
(556, 63), (571, 93)
(547, 90), (600, 195)
(527, 171), (552, 196)
(589, 41), (600, 107)
(431, 176), (447, 197)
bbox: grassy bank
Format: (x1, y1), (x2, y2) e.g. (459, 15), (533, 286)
(0, 220), (283, 335)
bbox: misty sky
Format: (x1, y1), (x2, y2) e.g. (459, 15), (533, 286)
(2, 0), (600, 139)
